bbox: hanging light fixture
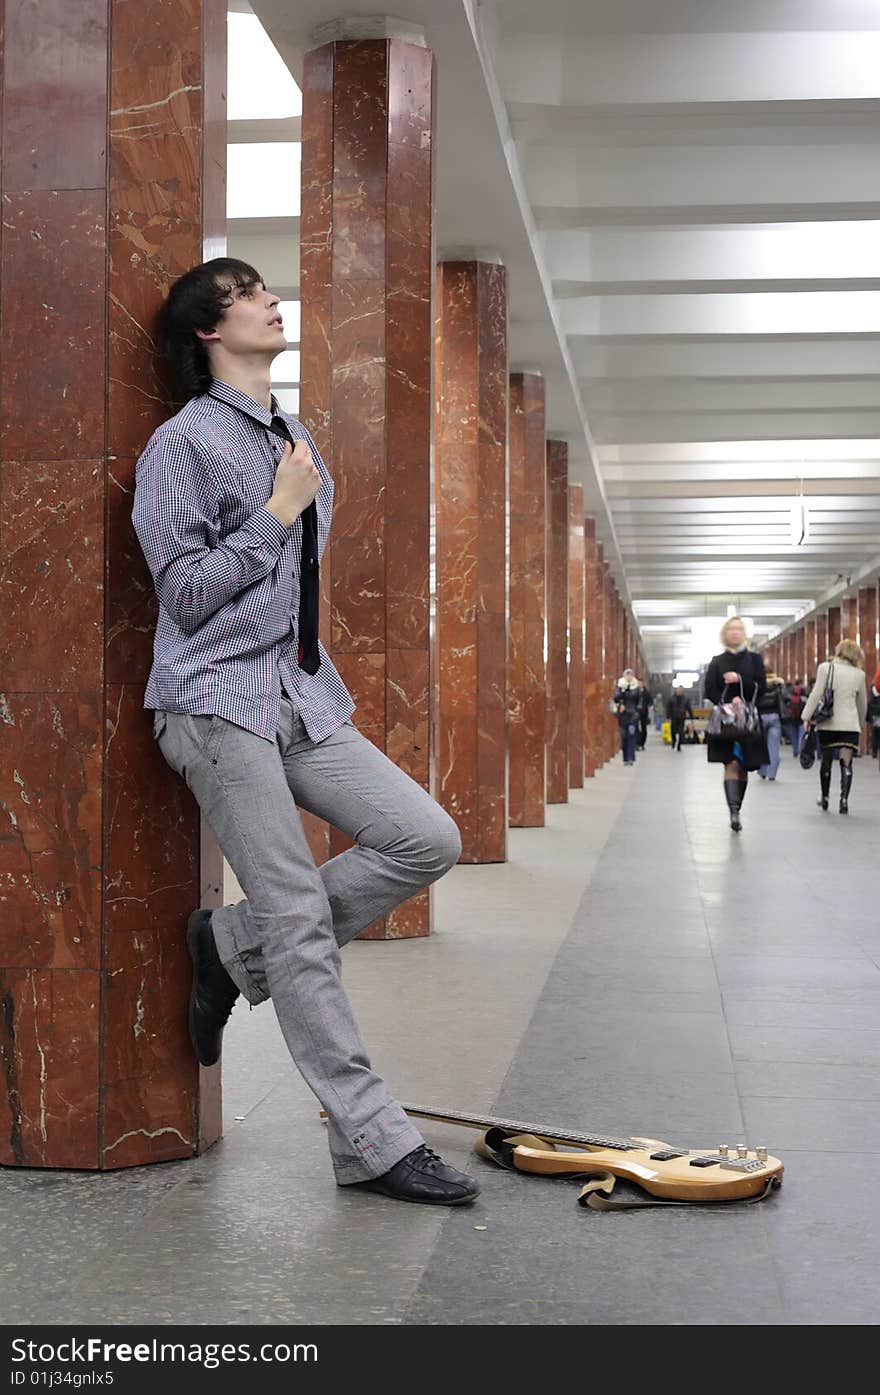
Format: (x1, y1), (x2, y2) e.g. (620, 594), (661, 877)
(790, 479), (809, 547)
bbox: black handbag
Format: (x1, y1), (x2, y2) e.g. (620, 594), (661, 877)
(812, 662), (835, 724)
(799, 727), (818, 770)
(706, 675), (761, 745)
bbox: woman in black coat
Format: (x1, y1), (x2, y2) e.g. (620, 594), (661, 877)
(703, 616), (768, 832)
(613, 668), (642, 765)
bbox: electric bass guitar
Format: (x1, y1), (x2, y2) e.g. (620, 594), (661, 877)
(398, 1102), (784, 1202)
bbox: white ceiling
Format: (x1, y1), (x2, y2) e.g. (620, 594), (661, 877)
(493, 0), (880, 670)
(232, 0), (880, 672)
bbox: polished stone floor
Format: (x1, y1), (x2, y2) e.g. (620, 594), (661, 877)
(3, 733), (880, 1325)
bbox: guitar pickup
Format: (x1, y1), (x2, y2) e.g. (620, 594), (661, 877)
(688, 1155), (722, 1168)
(649, 1150), (687, 1161)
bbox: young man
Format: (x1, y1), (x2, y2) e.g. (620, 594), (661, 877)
(668, 686), (694, 751)
(635, 682), (651, 750)
(132, 258), (476, 1207)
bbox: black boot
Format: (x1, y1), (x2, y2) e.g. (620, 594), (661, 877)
(817, 758), (831, 810)
(186, 909), (240, 1066)
(839, 761), (853, 814)
(723, 778), (742, 832)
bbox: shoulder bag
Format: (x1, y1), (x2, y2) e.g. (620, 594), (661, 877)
(812, 662), (835, 724)
(706, 675), (761, 745)
(799, 727), (818, 770)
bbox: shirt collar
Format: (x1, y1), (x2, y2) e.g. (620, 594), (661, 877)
(208, 378), (280, 427)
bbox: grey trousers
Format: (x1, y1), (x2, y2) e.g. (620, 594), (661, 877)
(154, 697), (462, 1184)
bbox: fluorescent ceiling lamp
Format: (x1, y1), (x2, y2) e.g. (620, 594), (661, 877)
(672, 672), (700, 688)
(228, 14), (302, 120)
(227, 144), (301, 219)
(790, 499), (810, 547)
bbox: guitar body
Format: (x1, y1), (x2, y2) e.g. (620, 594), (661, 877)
(484, 1129), (783, 1202)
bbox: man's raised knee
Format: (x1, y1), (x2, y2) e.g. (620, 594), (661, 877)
(433, 813), (462, 876)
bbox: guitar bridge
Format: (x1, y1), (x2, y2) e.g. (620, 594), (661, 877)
(719, 1158), (766, 1173)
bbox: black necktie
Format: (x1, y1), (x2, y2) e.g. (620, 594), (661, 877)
(268, 416), (320, 676)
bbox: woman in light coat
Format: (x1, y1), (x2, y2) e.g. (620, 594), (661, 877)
(801, 638), (867, 814)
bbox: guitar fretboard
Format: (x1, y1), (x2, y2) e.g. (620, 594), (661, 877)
(400, 1102), (637, 1153)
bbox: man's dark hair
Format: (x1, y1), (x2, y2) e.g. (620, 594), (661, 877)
(158, 257), (264, 400)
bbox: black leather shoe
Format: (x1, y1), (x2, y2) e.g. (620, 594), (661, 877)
(355, 1145), (480, 1206)
(186, 909), (240, 1067)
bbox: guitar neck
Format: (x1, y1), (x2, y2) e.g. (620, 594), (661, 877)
(399, 1102), (636, 1153)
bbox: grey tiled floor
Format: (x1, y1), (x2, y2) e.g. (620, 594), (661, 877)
(3, 736), (879, 1324)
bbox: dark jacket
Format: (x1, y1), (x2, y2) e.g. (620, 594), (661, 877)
(757, 676), (786, 719)
(704, 648), (768, 769)
(787, 682), (807, 721)
(613, 678), (642, 729)
(669, 693), (694, 725)
(704, 648), (766, 707)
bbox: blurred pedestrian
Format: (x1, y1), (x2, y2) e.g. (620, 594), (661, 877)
(801, 638), (867, 814)
(786, 676), (807, 756)
(704, 616), (767, 832)
(867, 678), (880, 760)
(636, 682), (651, 750)
(757, 665), (787, 780)
(613, 668), (641, 766)
(668, 685), (694, 752)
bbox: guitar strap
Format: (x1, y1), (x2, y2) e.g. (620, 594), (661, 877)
(474, 1130), (782, 1210)
(576, 1173), (782, 1211)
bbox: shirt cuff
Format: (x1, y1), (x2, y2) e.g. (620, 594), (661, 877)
(246, 506), (291, 550)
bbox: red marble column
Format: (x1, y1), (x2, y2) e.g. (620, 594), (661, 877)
(597, 544), (607, 763)
(600, 553), (616, 762)
(545, 441), (569, 802)
(507, 373), (547, 827)
(804, 619), (818, 679)
(434, 261), (508, 862)
(300, 35), (435, 938)
(858, 584), (878, 686)
(839, 594), (856, 640)
(826, 606), (841, 657)
(794, 627), (807, 682)
(567, 486), (585, 788)
(583, 518), (600, 777)
(817, 612), (831, 665)
(0, 0), (226, 1169)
